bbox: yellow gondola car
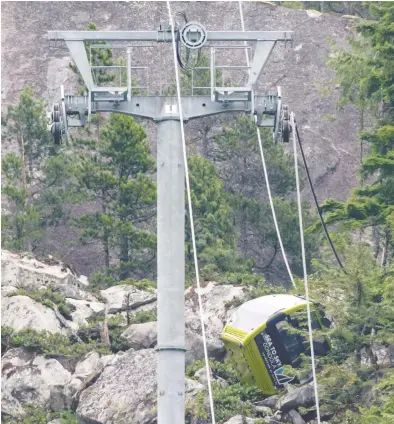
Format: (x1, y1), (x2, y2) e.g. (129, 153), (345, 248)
(221, 294), (330, 395)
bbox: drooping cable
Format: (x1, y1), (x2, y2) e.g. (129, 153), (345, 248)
(291, 112), (321, 424)
(295, 124), (346, 272)
(238, 0), (296, 288)
(239, 1), (295, 287)
(255, 121), (296, 288)
(166, 2), (216, 424)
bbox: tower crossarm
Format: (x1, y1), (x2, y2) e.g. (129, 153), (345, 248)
(48, 30), (292, 42)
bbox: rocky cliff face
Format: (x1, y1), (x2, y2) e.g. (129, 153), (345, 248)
(1, 2), (362, 276)
(2, 1), (361, 201)
(4, 251), (393, 423)
(0, 250), (244, 423)
(2, 249), (346, 424)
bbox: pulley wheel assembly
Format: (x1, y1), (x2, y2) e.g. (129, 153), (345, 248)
(180, 22), (207, 50)
(51, 122), (62, 145)
(52, 110), (60, 122)
(50, 103), (63, 144)
(281, 105), (290, 143)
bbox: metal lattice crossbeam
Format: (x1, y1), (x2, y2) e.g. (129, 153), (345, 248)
(48, 29), (292, 93)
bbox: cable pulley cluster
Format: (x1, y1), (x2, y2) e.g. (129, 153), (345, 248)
(175, 13), (205, 70)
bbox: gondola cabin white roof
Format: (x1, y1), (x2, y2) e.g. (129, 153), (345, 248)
(226, 294), (309, 334)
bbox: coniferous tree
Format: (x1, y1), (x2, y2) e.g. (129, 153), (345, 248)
(2, 87), (72, 251)
(186, 155), (249, 277)
(71, 113), (156, 280)
(323, 2), (394, 265)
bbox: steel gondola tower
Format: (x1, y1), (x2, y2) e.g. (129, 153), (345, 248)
(47, 15), (292, 423)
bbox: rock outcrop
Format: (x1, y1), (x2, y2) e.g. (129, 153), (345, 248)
(66, 298), (106, 327)
(1, 249), (326, 424)
(121, 321), (157, 349)
(185, 282), (246, 341)
(224, 416), (257, 424)
(1, 348), (72, 417)
(100, 285), (156, 315)
(120, 282), (247, 364)
(1, 250), (95, 301)
(287, 409), (306, 424)
(279, 385), (315, 413)
(76, 348), (204, 424)
(1, 295), (63, 333)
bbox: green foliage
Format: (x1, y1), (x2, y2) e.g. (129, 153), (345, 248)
(234, 194), (318, 277)
(309, 236), (394, 421)
(212, 382), (260, 423)
(70, 113), (157, 279)
(187, 155), (249, 275)
(1, 326), (110, 357)
(2, 407), (78, 424)
(11, 288), (75, 320)
(186, 358), (240, 384)
(208, 117), (317, 279)
(89, 268), (156, 291)
(346, 370), (394, 424)
(132, 308), (157, 324)
(106, 326), (130, 353)
(76, 318), (130, 354)
(281, 1), (304, 10)
(323, 3), (394, 265)
(213, 119), (296, 198)
(2, 88), (77, 252)
(186, 359), (263, 422)
(2, 87), (52, 173)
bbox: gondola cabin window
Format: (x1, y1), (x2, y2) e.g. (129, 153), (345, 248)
(275, 319), (304, 364)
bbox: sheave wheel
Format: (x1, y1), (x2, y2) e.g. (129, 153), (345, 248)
(282, 105), (290, 143)
(52, 122), (62, 145)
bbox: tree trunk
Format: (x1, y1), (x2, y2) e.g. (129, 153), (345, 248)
(202, 125), (210, 158)
(373, 226), (380, 259)
(100, 305), (111, 347)
(125, 293), (132, 326)
(355, 346), (361, 364)
(381, 229), (389, 267)
(103, 236), (110, 268)
(20, 134), (32, 252)
(240, 157), (248, 255)
(101, 197), (110, 268)
(20, 135), (28, 208)
(119, 232), (130, 280)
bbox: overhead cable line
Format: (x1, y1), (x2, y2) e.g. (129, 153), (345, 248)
(166, 2), (217, 424)
(238, 1), (296, 288)
(291, 113), (322, 424)
(255, 122), (297, 288)
(239, 4), (320, 421)
(294, 124), (346, 272)
(238, 1), (251, 73)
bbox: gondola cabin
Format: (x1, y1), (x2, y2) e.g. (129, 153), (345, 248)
(221, 294), (330, 395)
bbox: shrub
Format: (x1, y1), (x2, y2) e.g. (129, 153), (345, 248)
(80, 316), (131, 353)
(1, 326), (110, 357)
(186, 358), (240, 385)
(90, 269), (156, 291)
(212, 382), (260, 423)
(132, 308), (157, 324)
(11, 288), (75, 320)
(2, 407), (78, 424)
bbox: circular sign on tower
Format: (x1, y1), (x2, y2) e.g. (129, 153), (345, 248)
(180, 22), (207, 50)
